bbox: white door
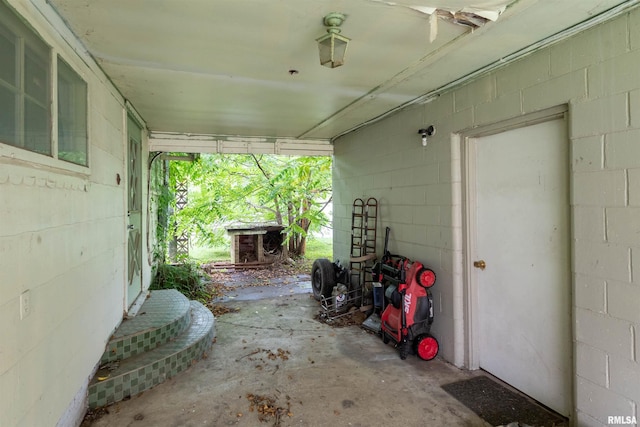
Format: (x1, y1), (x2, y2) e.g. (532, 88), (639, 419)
(473, 118), (571, 416)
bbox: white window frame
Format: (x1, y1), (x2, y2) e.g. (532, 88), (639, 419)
(0, 1), (89, 174)
(57, 56), (88, 167)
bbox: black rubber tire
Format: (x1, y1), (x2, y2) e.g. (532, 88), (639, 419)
(311, 258), (335, 301)
(399, 341), (410, 360)
(382, 332), (390, 344)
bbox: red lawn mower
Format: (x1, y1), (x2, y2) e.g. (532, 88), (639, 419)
(374, 230), (439, 361)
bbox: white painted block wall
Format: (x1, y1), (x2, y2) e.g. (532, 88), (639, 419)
(334, 8), (640, 426)
(0, 1), (151, 426)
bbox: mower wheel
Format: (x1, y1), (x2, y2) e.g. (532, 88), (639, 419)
(416, 267), (436, 288)
(311, 258), (335, 301)
(415, 334), (439, 361)
(399, 341), (410, 360)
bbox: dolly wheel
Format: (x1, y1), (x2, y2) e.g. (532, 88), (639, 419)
(381, 332), (390, 344)
(416, 267), (436, 288)
(415, 334), (439, 361)
(311, 258), (335, 301)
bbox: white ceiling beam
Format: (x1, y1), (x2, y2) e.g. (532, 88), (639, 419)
(149, 133), (333, 156)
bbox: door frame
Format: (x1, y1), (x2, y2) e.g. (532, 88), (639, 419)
(125, 106), (146, 311)
(459, 105), (570, 370)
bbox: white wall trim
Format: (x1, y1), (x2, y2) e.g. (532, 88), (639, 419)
(149, 132), (333, 156)
(125, 100), (147, 132)
(451, 133), (466, 368)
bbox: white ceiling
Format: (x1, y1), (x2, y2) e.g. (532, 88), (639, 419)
(48, 0), (635, 142)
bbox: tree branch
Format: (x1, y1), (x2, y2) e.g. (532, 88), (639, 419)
(318, 196), (333, 214)
(246, 200), (278, 216)
(251, 154), (273, 187)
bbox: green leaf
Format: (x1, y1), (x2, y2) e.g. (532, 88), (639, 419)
(163, 154), (332, 256)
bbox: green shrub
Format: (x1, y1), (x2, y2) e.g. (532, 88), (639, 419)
(151, 263), (211, 303)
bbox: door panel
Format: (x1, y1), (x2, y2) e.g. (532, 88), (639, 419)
(127, 115), (143, 307)
(475, 118), (571, 416)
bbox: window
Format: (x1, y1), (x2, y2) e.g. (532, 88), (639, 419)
(0, 3), (51, 156)
(0, 1), (88, 167)
(0, 28), (17, 145)
(58, 57), (88, 166)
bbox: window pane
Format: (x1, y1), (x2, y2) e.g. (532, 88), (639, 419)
(57, 58), (87, 166)
(24, 99), (51, 156)
(0, 29), (16, 85)
(25, 44), (49, 104)
(0, 85), (16, 145)
(0, 1), (54, 157)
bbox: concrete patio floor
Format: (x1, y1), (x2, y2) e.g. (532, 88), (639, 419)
(87, 275), (490, 427)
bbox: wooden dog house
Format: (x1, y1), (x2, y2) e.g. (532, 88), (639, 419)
(226, 223), (284, 265)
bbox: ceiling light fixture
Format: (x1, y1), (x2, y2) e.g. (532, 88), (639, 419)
(316, 13), (350, 68)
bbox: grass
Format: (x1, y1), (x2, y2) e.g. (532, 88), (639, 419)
(150, 262), (212, 304)
(190, 245), (230, 262)
(303, 236), (333, 261)
(158, 237), (333, 300)
(189, 236), (333, 264)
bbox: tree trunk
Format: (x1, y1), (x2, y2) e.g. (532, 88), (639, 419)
(274, 195), (283, 225)
(298, 235), (306, 256)
(296, 198), (312, 256)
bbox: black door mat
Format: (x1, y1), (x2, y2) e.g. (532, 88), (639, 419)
(441, 375), (568, 427)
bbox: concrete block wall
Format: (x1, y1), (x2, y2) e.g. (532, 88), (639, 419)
(333, 104), (459, 361)
(0, 1), (151, 426)
(334, 7), (640, 425)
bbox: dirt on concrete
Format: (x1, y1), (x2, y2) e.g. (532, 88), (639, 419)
(83, 268), (489, 427)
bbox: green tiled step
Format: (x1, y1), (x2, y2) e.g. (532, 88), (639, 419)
(88, 300), (215, 408)
(100, 290), (191, 364)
